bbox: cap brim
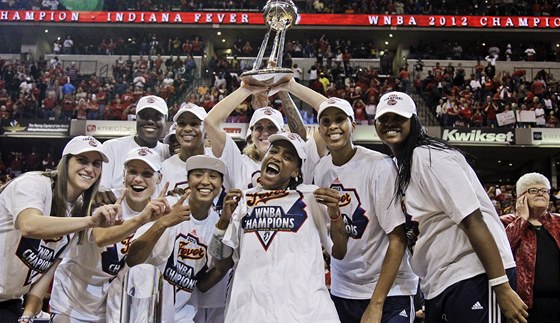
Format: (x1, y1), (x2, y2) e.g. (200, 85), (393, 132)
(124, 157), (160, 172)
(374, 109), (413, 120)
(173, 109), (205, 122)
(269, 134), (306, 161)
(74, 148), (109, 163)
(317, 105), (353, 122)
(137, 105), (168, 116)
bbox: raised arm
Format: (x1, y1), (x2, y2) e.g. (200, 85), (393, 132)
(92, 187), (171, 247)
(126, 192), (191, 267)
(204, 83), (267, 158)
(273, 78), (328, 157)
(278, 91), (307, 140)
(275, 78), (327, 111)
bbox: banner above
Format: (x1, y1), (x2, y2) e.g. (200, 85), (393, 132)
(1, 10), (559, 29)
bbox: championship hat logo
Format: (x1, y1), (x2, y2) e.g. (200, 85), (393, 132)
(326, 97), (340, 105)
(137, 147), (150, 156)
(385, 94), (402, 106)
(146, 96), (156, 104)
(263, 107), (274, 115)
(85, 136), (99, 147)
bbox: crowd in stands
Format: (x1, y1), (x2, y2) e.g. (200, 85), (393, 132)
(0, 148), (58, 185)
(412, 59), (560, 128)
(2, 0), (560, 16)
(486, 183), (560, 215)
(2, 41), (560, 128)
(32, 28), (559, 63)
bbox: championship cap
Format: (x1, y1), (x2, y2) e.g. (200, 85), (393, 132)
(375, 91), (417, 120)
(317, 97), (354, 122)
(136, 95), (168, 117)
(249, 107), (285, 132)
(269, 132), (306, 161)
(163, 122), (177, 144)
(173, 102), (208, 122)
(62, 136), (108, 162)
(123, 147), (162, 172)
(185, 155), (226, 176)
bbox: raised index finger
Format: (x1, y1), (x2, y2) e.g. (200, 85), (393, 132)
(175, 189), (191, 206)
(159, 182), (170, 199)
(115, 188), (128, 205)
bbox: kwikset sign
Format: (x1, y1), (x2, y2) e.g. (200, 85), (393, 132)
(442, 128), (515, 144)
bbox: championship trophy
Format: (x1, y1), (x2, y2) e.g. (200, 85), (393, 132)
(121, 264), (163, 323)
(240, 0), (298, 87)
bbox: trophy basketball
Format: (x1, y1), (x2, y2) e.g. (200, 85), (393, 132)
(240, 0), (298, 87)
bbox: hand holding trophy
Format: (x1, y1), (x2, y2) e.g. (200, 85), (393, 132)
(240, 0), (298, 87)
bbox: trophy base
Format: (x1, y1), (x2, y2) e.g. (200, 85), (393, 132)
(240, 68), (293, 87)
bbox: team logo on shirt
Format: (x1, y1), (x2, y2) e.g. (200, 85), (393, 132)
(101, 234), (134, 276)
(164, 233), (208, 292)
(242, 190), (308, 250)
(177, 235), (206, 260)
(245, 189), (289, 206)
(331, 182), (369, 239)
(16, 235), (71, 285)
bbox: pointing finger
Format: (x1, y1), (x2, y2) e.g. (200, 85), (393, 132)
(115, 188), (128, 205)
(159, 182), (169, 199)
(175, 189), (191, 206)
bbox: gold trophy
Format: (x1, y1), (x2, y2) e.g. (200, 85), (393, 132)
(240, 0), (298, 87)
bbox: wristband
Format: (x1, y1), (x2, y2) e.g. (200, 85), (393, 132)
(489, 274), (509, 287)
(18, 316), (33, 323)
(330, 213), (342, 223)
(214, 225), (226, 236)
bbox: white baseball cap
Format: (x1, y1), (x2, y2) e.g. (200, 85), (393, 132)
(163, 122), (177, 144)
(62, 136), (108, 162)
(173, 102), (208, 122)
(123, 147), (162, 172)
(185, 155), (226, 176)
(317, 97), (354, 122)
(269, 132), (306, 161)
(249, 107), (284, 132)
(375, 91), (417, 120)
(136, 95), (168, 117)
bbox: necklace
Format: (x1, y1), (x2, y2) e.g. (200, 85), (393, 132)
(530, 223), (543, 231)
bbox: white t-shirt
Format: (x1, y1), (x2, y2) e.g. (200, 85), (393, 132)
(160, 153), (230, 313)
(313, 146), (418, 300)
(404, 147), (515, 299)
(140, 209), (220, 323)
(535, 107), (546, 126)
(220, 134), (320, 190)
(0, 173), (75, 302)
(222, 184), (338, 323)
(100, 135), (170, 189)
(50, 190), (142, 321)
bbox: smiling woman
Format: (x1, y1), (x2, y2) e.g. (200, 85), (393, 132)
(208, 132), (348, 323)
(0, 136), (121, 323)
(48, 146), (172, 323)
(374, 91), (528, 323)
(126, 155), (232, 322)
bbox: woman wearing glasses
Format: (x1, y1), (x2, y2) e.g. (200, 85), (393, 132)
(501, 173), (560, 322)
(373, 91), (528, 323)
